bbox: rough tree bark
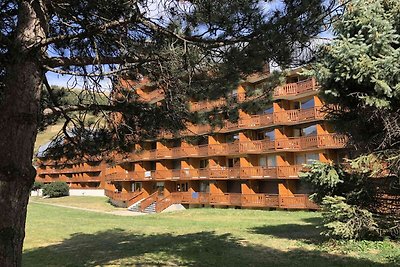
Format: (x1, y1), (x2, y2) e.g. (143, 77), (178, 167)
(0, 2), (46, 266)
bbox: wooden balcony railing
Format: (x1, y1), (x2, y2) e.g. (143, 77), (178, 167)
(105, 190), (140, 202)
(105, 165), (305, 182)
(190, 98), (226, 112)
(155, 107), (326, 141)
(37, 165), (102, 175)
(68, 174), (103, 182)
(118, 133), (346, 164)
(273, 78), (317, 98)
(139, 88), (164, 102)
(151, 192), (318, 212)
(189, 79), (318, 113)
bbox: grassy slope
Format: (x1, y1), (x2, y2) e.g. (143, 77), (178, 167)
(34, 122), (64, 153)
(23, 202), (399, 266)
(29, 196), (125, 212)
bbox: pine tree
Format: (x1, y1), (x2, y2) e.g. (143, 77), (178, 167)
(302, 0), (400, 240)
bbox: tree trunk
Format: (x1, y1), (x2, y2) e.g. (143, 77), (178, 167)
(0, 1), (46, 266)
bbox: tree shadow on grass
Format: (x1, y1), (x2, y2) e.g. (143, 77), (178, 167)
(249, 216), (326, 244)
(23, 228), (389, 267)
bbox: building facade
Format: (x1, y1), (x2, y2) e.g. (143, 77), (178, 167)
(35, 70), (347, 212)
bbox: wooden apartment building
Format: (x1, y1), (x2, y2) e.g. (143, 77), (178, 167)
(35, 69), (347, 212)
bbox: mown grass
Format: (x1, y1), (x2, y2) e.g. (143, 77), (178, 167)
(34, 122), (64, 152)
(29, 196), (124, 212)
(23, 202), (399, 266)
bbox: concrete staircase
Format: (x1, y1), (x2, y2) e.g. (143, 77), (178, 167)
(142, 202), (156, 213)
(127, 199), (144, 212)
(127, 198), (156, 214)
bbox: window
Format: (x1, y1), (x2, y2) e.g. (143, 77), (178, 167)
(150, 161), (157, 170)
(200, 181), (210, 192)
(306, 153), (319, 164)
(132, 182), (142, 192)
(263, 106), (273, 114)
(296, 154), (306, 164)
(172, 160), (181, 170)
(267, 155), (276, 167)
(259, 156), (267, 166)
(264, 130), (275, 140)
(301, 98), (315, 110)
(227, 158), (239, 167)
(302, 125), (317, 136)
(226, 133), (239, 143)
(200, 159), (209, 169)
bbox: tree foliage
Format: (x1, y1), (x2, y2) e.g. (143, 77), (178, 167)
(42, 182), (69, 198)
(309, 0), (400, 176)
(302, 0), (400, 241)
(2, 0), (342, 158)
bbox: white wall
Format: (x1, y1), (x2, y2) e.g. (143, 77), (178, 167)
(30, 189), (43, 197)
(69, 189), (106, 197)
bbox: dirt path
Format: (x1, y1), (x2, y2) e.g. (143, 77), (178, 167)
(29, 201), (146, 216)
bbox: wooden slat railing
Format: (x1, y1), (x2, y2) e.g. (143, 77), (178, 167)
(152, 192), (318, 213)
(139, 191), (159, 212)
(127, 191), (145, 207)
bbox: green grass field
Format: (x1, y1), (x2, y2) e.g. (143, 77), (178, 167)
(29, 196), (125, 212)
(34, 122), (64, 152)
(23, 198), (399, 266)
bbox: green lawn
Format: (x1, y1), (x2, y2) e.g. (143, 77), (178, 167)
(34, 122), (64, 152)
(30, 196), (125, 212)
(24, 202), (399, 266)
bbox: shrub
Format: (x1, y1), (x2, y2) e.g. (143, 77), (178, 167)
(42, 182), (69, 198)
(321, 196), (379, 240)
(32, 181), (44, 191)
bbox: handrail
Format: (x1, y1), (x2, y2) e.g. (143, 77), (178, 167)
(139, 191), (159, 212)
(154, 192), (183, 212)
(127, 191), (144, 207)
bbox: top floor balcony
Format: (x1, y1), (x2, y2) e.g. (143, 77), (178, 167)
(273, 78), (318, 99)
(36, 164), (103, 175)
(188, 78), (318, 113)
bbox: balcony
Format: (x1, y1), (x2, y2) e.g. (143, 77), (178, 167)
(105, 165), (305, 182)
(122, 133), (346, 163)
(139, 88), (164, 103)
(36, 165), (102, 175)
(190, 98), (226, 112)
(154, 192), (318, 212)
(300, 134), (347, 150)
(68, 174), (103, 183)
(188, 78), (318, 113)
(165, 106), (325, 138)
(273, 78), (318, 99)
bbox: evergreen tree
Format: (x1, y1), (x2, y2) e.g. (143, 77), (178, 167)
(303, 0), (400, 240)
